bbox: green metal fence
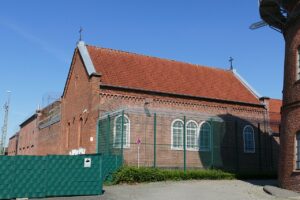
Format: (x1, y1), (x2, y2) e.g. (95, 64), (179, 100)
(97, 108), (279, 175)
(0, 154), (102, 199)
(97, 113), (123, 181)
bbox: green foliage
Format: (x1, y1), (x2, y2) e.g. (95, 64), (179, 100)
(111, 166), (235, 184)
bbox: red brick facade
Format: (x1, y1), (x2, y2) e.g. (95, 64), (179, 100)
(37, 101), (61, 155)
(8, 101), (61, 156)
(7, 132), (18, 155)
(279, 16), (300, 192)
(17, 114), (38, 155)
(260, 0), (300, 191)
(61, 50), (100, 155)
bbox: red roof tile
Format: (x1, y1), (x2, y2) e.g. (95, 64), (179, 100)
(87, 45), (261, 105)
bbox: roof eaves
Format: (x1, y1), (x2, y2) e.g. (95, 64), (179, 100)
(232, 69), (261, 99)
(19, 113), (37, 128)
(100, 84), (264, 108)
(9, 132), (19, 140)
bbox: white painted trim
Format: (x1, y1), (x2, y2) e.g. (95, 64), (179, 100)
(186, 120), (199, 151)
(243, 125), (255, 153)
(171, 119), (184, 150)
(232, 69), (261, 98)
(77, 41), (97, 76)
(296, 48), (300, 81)
(113, 115), (130, 148)
(199, 121), (211, 152)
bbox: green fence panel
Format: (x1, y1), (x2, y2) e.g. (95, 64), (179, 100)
(101, 155), (123, 181)
(13, 156), (46, 198)
(46, 154), (102, 197)
(0, 156), (13, 199)
(98, 113), (124, 182)
(0, 154), (102, 199)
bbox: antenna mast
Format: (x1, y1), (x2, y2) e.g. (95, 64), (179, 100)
(0, 91), (11, 155)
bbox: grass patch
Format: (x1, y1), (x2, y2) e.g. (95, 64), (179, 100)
(111, 166), (235, 184)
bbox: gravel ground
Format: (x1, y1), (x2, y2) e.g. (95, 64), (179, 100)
(100, 180), (285, 200)
(34, 180), (286, 200)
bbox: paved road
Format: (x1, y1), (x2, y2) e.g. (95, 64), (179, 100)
(35, 180), (286, 200)
(101, 180), (282, 200)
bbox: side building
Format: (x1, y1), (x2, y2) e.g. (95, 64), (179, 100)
(8, 100), (61, 156)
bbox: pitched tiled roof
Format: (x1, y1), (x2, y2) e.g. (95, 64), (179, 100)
(86, 45), (261, 105)
(269, 98), (282, 134)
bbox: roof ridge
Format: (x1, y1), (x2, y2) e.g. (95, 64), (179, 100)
(85, 43), (230, 73)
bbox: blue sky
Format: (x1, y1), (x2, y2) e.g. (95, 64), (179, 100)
(0, 0), (284, 141)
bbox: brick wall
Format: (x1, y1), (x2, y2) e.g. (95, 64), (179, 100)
(36, 101), (61, 155)
(17, 115), (38, 155)
(61, 50), (100, 155)
(97, 89), (278, 172)
(7, 133), (18, 155)
(7, 101), (62, 156)
(279, 13), (300, 191)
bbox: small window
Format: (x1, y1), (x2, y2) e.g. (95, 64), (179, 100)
(171, 119), (184, 149)
(186, 121), (198, 150)
(296, 132), (300, 170)
(113, 115), (130, 148)
(199, 122), (211, 151)
(297, 47), (300, 81)
(243, 125), (255, 153)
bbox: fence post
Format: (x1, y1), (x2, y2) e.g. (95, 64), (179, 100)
(121, 111), (124, 163)
(183, 116), (186, 173)
(153, 113), (157, 168)
(234, 120), (239, 172)
(96, 119), (100, 154)
(210, 119), (214, 168)
(258, 123), (262, 171)
(106, 115), (111, 155)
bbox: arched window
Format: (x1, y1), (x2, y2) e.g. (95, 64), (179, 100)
(186, 121), (198, 150)
(296, 132), (300, 170)
(113, 115), (130, 148)
(171, 119), (184, 149)
(199, 122), (211, 151)
(243, 125), (255, 153)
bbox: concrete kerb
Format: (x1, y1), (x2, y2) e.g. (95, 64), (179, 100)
(263, 185), (300, 199)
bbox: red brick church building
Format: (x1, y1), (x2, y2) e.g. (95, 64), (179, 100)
(8, 41), (281, 172)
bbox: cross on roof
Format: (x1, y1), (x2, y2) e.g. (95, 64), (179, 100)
(79, 27), (83, 41)
(229, 57), (234, 70)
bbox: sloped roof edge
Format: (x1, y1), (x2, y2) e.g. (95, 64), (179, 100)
(232, 69), (261, 99)
(77, 41), (97, 76)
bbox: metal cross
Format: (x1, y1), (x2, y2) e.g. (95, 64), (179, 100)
(229, 57), (234, 70)
(79, 27), (83, 41)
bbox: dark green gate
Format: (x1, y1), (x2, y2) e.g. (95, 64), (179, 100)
(0, 154), (102, 199)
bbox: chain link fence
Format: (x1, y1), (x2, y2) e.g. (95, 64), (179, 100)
(97, 107), (279, 177)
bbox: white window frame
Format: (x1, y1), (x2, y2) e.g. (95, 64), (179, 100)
(171, 119), (184, 150)
(297, 47), (300, 81)
(113, 115), (130, 148)
(243, 125), (255, 153)
(186, 120), (199, 151)
(199, 121), (211, 152)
